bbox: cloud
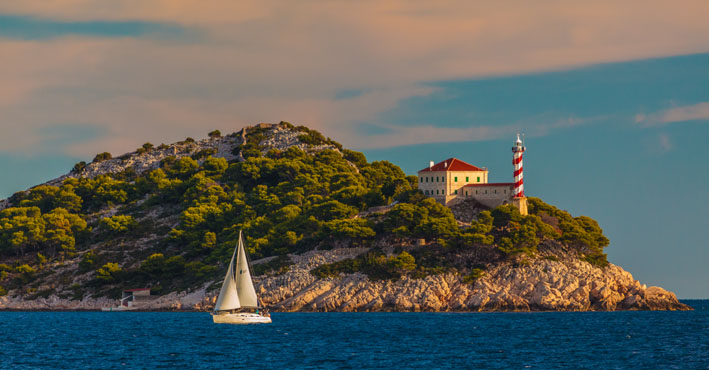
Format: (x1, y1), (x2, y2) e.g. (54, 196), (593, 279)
(349, 116), (588, 149)
(1, 0), (709, 157)
(0, 14), (194, 40)
(636, 102), (709, 126)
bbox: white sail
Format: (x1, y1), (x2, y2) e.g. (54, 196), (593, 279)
(214, 243), (240, 312)
(235, 231), (259, 308)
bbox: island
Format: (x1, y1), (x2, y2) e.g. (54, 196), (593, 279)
(0, 122), (689, 311)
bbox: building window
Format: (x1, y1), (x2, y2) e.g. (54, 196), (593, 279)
(466, 176), (469, 182)
(454, 190), (458, 195)
(494, 190), (497, 194)
(425, 190), (428, 195)
(436, 189), (439, 195)
(465, 191), (468, 195)
(477, 177), (480, 182)
(485, 190), (488, 194)
(454, 177), (458, 182)
(476, 190), (478, 194)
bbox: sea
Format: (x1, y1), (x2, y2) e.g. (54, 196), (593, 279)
(1, 300), (707, 370)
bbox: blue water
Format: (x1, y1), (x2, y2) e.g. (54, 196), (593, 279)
(2, 301), (708, 370)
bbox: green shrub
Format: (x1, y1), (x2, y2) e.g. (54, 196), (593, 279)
(79, 251), (98, 273)
(208, 130), (222, 138)
(99, 215), (137, 234)
(0, 286), (7, 296)
(463, 268), (486, 284)
(139, 253), (187, 278)
(191, 148), (217, 160)
(72, 161), (87, 173)
(96, 263), (122, 282)
(16, 264), (35, 274)
(252, 255), (293, 276)
(36, 253), (47, 269)
(92, 152), (112, 163)
(311, 250), (417, 280)
(582, 252), (609, 268)
(70, 283), (84, 300)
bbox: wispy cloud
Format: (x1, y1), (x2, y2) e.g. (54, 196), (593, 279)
(0, 14), (194, 40)
(350, 116), (589, 149)
(636, 102), (709, 126)
(1, 1), (709, 156)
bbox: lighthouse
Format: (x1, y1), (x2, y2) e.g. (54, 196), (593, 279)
(511, 134), (528, 215)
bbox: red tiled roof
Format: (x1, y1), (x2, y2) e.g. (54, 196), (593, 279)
(418, 158), (485, 173)
(463, 182), (513, 187)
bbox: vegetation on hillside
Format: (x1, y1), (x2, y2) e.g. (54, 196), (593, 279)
(0, 122), (611, 299)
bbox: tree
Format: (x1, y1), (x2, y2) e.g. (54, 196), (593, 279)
(208, 130), (222, 138)
(202, 232), (216, 249)
(325, 218), (376, 239)
(15, 264), (35, 284)
(79, 251), (97, 273)
(42, 208), (87, 259)
(202, 157), (228, 175)
(140, 253), (166, 274)
(390, 251), (416, 271)
(343, 149), (367, 168)
(310, 200), (358, 221)
(168, 157), (199, 179)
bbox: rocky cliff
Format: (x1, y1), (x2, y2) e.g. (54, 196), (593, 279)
(0, 247), (689, 312)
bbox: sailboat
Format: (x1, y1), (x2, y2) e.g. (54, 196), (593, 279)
(211, 231), (272, 324)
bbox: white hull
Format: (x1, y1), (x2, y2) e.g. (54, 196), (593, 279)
(212, 312), (272, 324)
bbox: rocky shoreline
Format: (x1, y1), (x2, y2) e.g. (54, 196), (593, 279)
(0, 248), (690, 312)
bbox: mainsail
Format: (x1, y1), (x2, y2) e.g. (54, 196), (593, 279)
(213, 241), (240, 312)
(234, 231), (259, 307)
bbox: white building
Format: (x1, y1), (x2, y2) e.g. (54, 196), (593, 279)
(418, 158), (513, 208)
(417, 136), (528, 214)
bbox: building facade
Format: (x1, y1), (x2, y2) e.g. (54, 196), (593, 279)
(417, 135), (528, 214)
(417, 158), (489, 204)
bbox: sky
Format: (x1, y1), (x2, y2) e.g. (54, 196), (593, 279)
(1, 1), (708, 298)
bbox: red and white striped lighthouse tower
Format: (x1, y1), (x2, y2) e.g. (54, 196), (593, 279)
(512, 134), (526, 197)
(511, 134), (528, 215)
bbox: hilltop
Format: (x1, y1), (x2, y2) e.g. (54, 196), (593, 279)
(0, 122), (689, 311)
